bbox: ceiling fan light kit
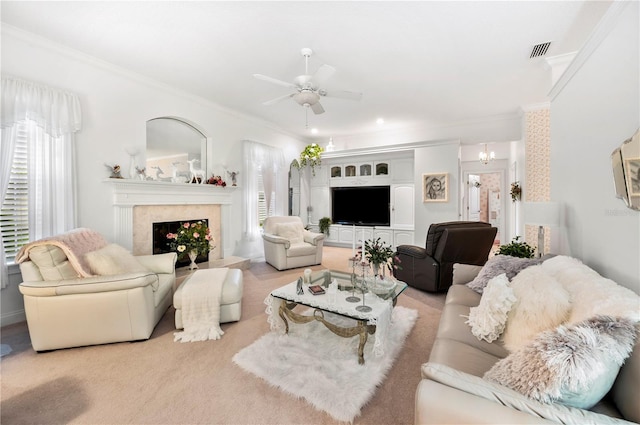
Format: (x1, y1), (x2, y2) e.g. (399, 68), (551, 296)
(254, 47), (362, 127)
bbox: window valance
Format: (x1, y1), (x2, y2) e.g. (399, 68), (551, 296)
(1, 77), (82, 137)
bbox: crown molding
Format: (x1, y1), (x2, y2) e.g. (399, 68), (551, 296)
(548, 1), (632, 100)
(1, 24), (305, 143)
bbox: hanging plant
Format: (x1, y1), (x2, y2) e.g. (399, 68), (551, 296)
(318, 217), (332, 236)
(510, 181), (522, 202)
(294, 143), (323, 175)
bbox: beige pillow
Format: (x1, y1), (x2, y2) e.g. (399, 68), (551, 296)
(85, 244), (149, 276)
(275, 222), (303, 244)
(27, 245), (78, 280)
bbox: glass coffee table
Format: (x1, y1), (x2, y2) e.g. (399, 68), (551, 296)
(267, 270), (407, 364)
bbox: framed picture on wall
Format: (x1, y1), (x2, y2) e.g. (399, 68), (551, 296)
(624, 158), (640, 196)
(423, 173), (449, 203)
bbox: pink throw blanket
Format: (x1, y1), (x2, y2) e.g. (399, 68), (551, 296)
(15, 228), (109, 277)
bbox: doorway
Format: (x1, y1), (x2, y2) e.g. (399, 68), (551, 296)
(463, 171), (504, 245)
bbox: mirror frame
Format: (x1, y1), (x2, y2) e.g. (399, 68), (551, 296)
(145, 116), (211, 182)
(611, 128), (640, 211)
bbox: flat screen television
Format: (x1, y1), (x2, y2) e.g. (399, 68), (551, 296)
(331, 186), (390, 226)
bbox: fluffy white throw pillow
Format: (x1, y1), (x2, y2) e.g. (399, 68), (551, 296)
(541, 255), (640, 324)
(466, 274), (517, 343)
(85, 244), (149, 276)
(484, 315), (637, 409)
(502, 265), (571, 352)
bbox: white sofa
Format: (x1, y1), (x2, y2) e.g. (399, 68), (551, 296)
(262, 216), (324, 270)
(16, 228), (176, 351)
(416, 255), (640, 424)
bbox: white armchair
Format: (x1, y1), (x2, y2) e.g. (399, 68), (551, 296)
(16, 228), (176, 351)
(262, 216), (325, 271)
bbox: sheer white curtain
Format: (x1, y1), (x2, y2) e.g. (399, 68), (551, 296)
(240, 140), (285, 259)
(0, 77), (82, 287)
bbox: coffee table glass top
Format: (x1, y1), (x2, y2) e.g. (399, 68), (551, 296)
(269, 269), (407, 321)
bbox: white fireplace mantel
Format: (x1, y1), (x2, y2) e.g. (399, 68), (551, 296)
(104, 179), (236, 256)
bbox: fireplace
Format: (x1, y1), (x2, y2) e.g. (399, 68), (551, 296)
(153, 219), (209, 268)
(105, 179), (234, 259)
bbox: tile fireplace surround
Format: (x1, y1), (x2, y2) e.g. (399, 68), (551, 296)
(105, 180), (235, 259)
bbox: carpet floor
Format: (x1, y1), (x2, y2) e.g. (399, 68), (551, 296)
(0, 247), (445, 424)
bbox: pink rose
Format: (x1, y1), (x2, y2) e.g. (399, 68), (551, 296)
(183, 222), (190, 229)
(193, 232), (200, 239)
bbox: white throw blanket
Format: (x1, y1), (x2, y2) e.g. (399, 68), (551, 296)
(174, 268), (228, 343)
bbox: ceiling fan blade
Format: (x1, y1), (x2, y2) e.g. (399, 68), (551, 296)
(321, 89), (363, 101)
(312, 64), (336, 86)
(253, 74), (297, 89)
(262, 93), (295, 106)
(310, 102), (325, 115)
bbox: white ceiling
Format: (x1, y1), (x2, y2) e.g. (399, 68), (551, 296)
(0, 1), (611, 143)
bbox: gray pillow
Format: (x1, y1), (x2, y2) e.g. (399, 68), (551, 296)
(484, 315), (638, 409)
(466, 255), (541, 294)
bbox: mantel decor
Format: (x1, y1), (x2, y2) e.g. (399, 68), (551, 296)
(294, 143), (323, 175)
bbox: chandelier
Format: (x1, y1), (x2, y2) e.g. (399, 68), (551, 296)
(479, 143), (495, 165)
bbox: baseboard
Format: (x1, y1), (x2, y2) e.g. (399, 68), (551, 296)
(1, 309), (26, 327)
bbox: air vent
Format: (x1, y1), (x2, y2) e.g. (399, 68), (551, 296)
(530, 42), (551, 58)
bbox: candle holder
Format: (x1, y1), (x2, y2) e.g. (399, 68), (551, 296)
(355, 263), (372, 313)
(346, 256), (361, 303)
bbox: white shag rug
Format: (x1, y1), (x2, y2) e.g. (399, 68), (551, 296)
(232, 306), (418, 423)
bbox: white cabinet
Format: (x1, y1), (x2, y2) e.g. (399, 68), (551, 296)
(391, 184), (414, 229)
(310, 164), (328, 187)
(373, 228), (393, 246)
(394, 230), (415, 247)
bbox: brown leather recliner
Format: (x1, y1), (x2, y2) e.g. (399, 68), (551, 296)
(393, 221), (497, 292)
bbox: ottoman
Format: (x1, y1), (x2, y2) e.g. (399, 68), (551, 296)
(174, 268), (243, 329)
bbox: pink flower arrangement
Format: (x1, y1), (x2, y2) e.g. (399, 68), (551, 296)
(166, 220), (214, 257)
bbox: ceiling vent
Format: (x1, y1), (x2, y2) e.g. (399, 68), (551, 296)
(530, 42), (552, 58)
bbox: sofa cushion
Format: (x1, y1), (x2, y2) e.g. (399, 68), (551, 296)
(484, 316), (638, 410)
(467, 255), (541, 294)
(502, 265), (571, 352)
(423, 363), (631, 425)
(466, 274), (517, 343)
(27, 245), (79, 280)
(276, 222), (303, 245)
(435, 303), (510, 360)
(445, 283), (482, 307)
(286, 242), (317, 257)
(85, 244), (149, 276)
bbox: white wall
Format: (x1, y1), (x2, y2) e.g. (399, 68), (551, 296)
(413, 142), (461, 244)
(550, 2), (639, 293)
(0, 27), (306, 325)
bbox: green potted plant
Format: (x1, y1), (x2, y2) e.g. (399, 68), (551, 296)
(495, 236), (535, 258)
(318, 217), (332, 236)
(293, 143), (323, 176)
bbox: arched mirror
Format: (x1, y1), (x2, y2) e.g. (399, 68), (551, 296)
(288, 160), (301, 216)
(145, 117), (207, 182)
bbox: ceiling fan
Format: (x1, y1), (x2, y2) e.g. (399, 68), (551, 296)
(253, 48), (362, 117)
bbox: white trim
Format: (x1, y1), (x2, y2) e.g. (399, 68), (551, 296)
(104, 179), (236, 257)
(1, 309), (26, 327)
(323, 139), (459, 159)
(1, 24), (305, 143)
(549, 1), (631, 100)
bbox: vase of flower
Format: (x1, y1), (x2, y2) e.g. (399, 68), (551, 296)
(187, 250), (198, 270)
(372, 262), (381, 277)
(166, 220), (215, 269)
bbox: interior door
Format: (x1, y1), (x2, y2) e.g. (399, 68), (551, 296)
(468, 174), (481, 221)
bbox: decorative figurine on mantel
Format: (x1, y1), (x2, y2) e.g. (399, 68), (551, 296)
(227, 170), (239, 186)
(105, 163), (123, 179)
(135, 166), (147, 181)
